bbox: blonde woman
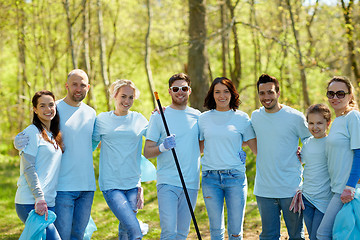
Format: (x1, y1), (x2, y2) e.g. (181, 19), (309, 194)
(93, 79), (147, 239)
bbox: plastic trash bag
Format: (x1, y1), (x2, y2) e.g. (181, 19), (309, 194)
(19, 210), (56, 240)
(333, 188), (360, 240)
(140, 155), (156, 182)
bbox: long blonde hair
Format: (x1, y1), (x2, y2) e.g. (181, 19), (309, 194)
(327, 76), (359, 115)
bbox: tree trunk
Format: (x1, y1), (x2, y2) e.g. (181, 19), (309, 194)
(226, 0), (241, 88)
(63, 0), (77, 69)
(16, 0), (29, 131)
(188, 0), (209, 111)
(81, 0), (94, 107)
(145, 0), (156, 109)
(219, 0), (228, 77)
(250, 0), (260, 109)
(97, 0), (110, 111)
(286, 0), (310, 109)
(341, 0), (360, 85)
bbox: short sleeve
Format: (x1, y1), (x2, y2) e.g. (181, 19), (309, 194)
(348, 111), (360, 150)
(242, 114), (256, 142)
(146, 113), (161, 143)
(92, 116), (101, 142)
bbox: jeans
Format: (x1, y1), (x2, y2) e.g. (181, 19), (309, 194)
(15, 204), (61, 240)
(202, 169), (247, 240)
(54, 191), (94, 240)
(103, 188), (142, 240)
(316, 193), (343, 240)
(256, 196), (305, 240)
(157, 184), (198, 240)
(302, 196), (324, 240)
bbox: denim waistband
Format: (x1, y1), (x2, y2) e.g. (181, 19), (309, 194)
(203, 169), (234, 174)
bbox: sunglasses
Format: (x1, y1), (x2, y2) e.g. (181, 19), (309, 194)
(170, 86), (191, 93)
(326, 90), (350, 99)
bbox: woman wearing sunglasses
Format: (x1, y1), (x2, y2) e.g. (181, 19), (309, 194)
(317, 76), (360, 240)
(199, 77), (257, 239)
(92, 79), (148, 239)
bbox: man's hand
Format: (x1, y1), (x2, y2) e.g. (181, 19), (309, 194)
(159, 134), (176, 152)
(14, 132), (29, 151)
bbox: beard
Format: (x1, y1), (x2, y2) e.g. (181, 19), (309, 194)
(171, 95), (188, 106)
(69, 92), (86, 103)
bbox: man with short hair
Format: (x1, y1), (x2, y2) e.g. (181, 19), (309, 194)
(15, 69), (96, 240)
(251, 73), (310, 240)
(144, 73), (202, 240)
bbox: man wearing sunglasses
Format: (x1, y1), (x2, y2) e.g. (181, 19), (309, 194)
(251, 74), (311, 240)
(144, 73), (203, 240)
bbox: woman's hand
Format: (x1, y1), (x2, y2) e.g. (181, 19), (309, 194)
(35, 199), (48, 220)
(340, 186), (355, 203)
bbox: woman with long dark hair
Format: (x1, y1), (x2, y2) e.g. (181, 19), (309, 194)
(199, 77), (257, 239)
(15, 90), (64, 239)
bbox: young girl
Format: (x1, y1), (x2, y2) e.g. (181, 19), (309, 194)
(296, 104), (332, 240)
(15, 90), (64, 240)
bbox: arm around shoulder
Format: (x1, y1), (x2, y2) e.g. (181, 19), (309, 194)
(244, 138), (257, 155)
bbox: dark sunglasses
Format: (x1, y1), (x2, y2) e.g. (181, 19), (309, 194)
(326, 90), (350, 99)
(170, 86), (190, 93)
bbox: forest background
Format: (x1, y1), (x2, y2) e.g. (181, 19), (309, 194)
(1, 0), (360, 239)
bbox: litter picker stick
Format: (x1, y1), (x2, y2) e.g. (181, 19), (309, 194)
(154, 92), (202, 240)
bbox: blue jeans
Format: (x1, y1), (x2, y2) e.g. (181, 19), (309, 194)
(316, 193), (343, 240)
(15, 204), (61, 240)
(157, 184), (198, 240)
(103, 188), (142, 240)
(256, 196), (305, 240)
(202, 169), (247, 240)
(302, 196), (324, 240)
(54, 191), (94, 240)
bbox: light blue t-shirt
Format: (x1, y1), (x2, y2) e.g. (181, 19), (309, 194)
(199, 109), (256, 171)
(251, 105), (311, 198)
(146, 106), (201, 190)
(15, 125), (62, 207)
(301, 136), (332, 213)
(56, 99), (96, 191)
(93, 111), (148, 191)
(326, 110), (360, 194)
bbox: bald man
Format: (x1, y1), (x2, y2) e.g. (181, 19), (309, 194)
(54, 69), (96, 240)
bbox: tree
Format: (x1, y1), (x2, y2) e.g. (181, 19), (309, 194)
(341, 0), (360, 86)
(286, 0), (310, 108)
(188, 0), (209, 111)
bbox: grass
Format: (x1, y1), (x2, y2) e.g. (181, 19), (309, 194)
(0, 151), (296, 239)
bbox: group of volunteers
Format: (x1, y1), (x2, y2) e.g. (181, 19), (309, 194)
(13, 68), (360, 240)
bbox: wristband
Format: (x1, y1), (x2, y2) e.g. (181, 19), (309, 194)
(159, 144), (169, 153)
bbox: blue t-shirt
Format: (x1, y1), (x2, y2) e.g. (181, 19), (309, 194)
(56, 99), (96, 191)
(199, 109), (255, 172)
(93, 111), (148, 191)
(251, 105), (311, 198)
(15, 125), (62, 207)
(326, 110), (360, 194)
(301, 136), (332, 213)
(146, 106), (201, 190)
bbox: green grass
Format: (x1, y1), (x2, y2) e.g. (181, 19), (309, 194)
(0, 152), (267, 239)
